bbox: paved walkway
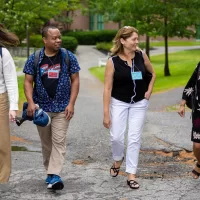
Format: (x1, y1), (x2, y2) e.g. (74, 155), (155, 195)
(1, 45), (200, 200)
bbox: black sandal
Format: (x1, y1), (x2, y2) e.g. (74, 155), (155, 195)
(110, 157), (124, 177)
(127, 180), (140, 189)
(192, 163), (200, 179)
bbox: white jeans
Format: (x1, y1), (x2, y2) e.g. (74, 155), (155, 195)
(110, 97), (149, 174)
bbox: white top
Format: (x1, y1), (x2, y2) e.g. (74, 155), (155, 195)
(0, 47), (19, 110)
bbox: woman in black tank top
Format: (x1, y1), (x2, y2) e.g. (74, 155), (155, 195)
(103, 26), (156, 189)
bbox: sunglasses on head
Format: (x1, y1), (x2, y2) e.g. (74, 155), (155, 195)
(0, 24), (4, 28)
(123, 26), (132, 29)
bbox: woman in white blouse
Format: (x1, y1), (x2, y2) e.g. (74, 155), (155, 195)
(0, 24), (19, 183)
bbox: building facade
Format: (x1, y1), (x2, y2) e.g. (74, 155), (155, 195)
(52, 9), (119, 31)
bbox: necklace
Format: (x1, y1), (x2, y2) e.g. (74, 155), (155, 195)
(46, 53), (58, 68)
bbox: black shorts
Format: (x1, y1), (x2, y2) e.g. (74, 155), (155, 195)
(191, 109), (200, 143)
(191, 129), (200, 143)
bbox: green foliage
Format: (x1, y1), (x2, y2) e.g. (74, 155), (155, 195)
(17, 75), (26, 110)
(61, 36), (78, 52)
(86, 0), (122, 23)
(29, 35), (43, 48)
(54, 0), (83, 31)
(65, 31), (96, 45)
(150, 41), (200, 47)
(64, 30), (117, 45)
(29, 35), (78, 52)
(96, 42), (112, 52)
(0, 0), (66, 40)
(87, 0), (200, 76)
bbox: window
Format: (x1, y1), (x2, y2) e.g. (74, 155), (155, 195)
(89, 14), (104, 30)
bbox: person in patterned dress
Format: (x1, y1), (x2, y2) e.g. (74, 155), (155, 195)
(178, 62), (200, 179)
(23, 26), (80, 190)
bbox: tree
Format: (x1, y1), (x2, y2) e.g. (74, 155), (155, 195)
(54, 0), (83, 31)
(87, 0), (200, 76)
(152, 0), (200, 76)
(0, 0), (66, 40)
(0, 0), (71, 57)
(87, 0), (122, 28)
(112, 0), (158, 57)
(87, 0), (158, 57)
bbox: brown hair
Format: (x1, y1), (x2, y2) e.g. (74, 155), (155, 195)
(0, 24), (19, 47)
(110, 26), (138, 56)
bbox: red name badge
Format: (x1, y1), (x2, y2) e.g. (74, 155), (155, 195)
(48, 70), (59, 79)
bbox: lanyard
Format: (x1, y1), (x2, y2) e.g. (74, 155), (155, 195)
(131, 60), (140, 72)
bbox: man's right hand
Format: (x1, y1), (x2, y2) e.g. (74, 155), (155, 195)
(27, 103), (38, 117)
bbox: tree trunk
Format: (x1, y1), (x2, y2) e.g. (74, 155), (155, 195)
(66, 11), (70, 31)
(164, 15), (170, 76)
(119, 21), (122, 29)
(145, 35), (150, 58)
(26, 23), (29, 58)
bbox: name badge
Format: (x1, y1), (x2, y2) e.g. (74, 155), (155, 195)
(48, 70), (59, 79)
(131, 71), (143, 80)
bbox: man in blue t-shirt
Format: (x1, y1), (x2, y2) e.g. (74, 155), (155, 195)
(23, 25), (80, 190)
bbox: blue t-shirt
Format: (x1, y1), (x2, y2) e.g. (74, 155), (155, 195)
(23, 48), (80, 112)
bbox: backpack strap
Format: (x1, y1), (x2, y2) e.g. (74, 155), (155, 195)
(137, 50), (144, 61)
(0, 47), (2, 58)
(61, 48), (70, 73)
(33, 48), (70, 78)
(34, 49), (41, 78)
(137, 50), (152, 87)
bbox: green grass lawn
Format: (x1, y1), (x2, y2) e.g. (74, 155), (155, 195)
(96, 40), (200, 52)
(17, 75), (26, 110)
(89, 49), (200, 93)
(151, 40), (200, 47)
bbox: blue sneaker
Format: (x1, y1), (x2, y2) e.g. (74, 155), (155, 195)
(47, 175), (64, 190)
(45, 175), (52, 184)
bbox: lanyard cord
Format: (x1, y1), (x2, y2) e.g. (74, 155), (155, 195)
(131, 59), (140, 72)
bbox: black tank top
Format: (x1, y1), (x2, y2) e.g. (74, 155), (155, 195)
(111, 51), (148, 104)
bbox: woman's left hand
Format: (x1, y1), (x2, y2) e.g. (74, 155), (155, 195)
(9, 110), (17, 122)
(144, 91), (151, 100)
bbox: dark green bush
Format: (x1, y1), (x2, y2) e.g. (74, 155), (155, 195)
(64, 30), (117, 45)
(29, 35), (78, 52)
(61, 36), (78, 53)
(96, 42), (112, 52)
(29, 35), (43, 48)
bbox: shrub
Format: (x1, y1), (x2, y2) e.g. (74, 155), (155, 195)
(61, 36), (78, 53)
(96, 42), (112, 52)
(66, 31), (96, 45)
(29, 35), (43, 48)
(64, 30), (117, 45)
(29, 35), (78, 52)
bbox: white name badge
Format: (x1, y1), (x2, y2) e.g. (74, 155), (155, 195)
(131, 71), (143, 80)
(48, 70), (59, 79)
